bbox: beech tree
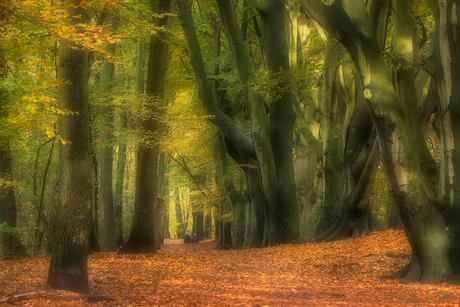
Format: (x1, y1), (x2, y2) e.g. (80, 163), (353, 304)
(301, 0), (460, 283)
(178, 0), (299, 246)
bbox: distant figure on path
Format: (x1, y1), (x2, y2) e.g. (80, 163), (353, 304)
(191, 233), (199, 243)
(184, 233), (191, 244)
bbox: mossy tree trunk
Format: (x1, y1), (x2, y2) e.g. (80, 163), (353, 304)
(314, 39), (346, 235)
(424, 0), (460, 281)
(287, 4), (320, 240)
(316, 75), (385, 242)
(302, 0), (451, 283)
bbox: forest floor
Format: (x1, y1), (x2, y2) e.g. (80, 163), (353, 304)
(1, 230), (460, 306)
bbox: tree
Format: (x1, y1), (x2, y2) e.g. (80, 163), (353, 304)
(301, 0), (458, 283)
(120, 0), (175, 254)
(47, 1), (93, 293)
(178, 0), (299, 246)
(99, 11), (119, 252)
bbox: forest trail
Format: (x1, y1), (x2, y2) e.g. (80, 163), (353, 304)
(160, 239), (217, 251)
(1, 230), (460, 306)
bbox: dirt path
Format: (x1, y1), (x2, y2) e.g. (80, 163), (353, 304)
(160, 239), (217, 250)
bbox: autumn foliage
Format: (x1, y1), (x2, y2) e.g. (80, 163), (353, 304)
(1, 230), (459, 306)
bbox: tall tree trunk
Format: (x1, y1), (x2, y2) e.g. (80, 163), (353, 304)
(314, 39), (346, 235)
(260, 0), (299, 244)
(174, 187), (185, 238)
(47, 3), (92, 293)
(120, 0), (174, 254)
(423, 0), (460, 281)
(114, 116), (127, 247)
(99, 14), (119, 252)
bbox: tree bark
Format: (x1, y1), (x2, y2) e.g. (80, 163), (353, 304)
(215, 0), (299, 244)
(47, 3), (92, 293)
(99, 14), (119, 252)
(120, 0), (174, 254)
(174, 187), (185, 239)
(314, 39), (346, 235)
(114, 116), (127, 247)
(301, 0), (450, 283)
(214, 132), (246, 248)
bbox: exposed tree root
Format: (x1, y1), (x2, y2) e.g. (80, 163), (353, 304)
(0, 290), (116, 303)
(314, 206), (385, 243)
(384, 256), (451, 284)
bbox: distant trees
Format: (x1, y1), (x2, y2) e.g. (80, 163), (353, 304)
(0, 0), (27, 259)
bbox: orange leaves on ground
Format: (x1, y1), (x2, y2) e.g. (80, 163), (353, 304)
(1, 230), (460, 306)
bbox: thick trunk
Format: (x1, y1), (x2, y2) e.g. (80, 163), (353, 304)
(260, 0), (299, 244)
(47, 4), (92, 293)
(315, 140), (385, 242)
(315, 39), (346, 234)
(316, 75), (384, 242)
(120, 0), (174, 254)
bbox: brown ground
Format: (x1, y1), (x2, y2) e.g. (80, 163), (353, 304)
(1, 230), (460, 306)
(160, 239), (218, 250)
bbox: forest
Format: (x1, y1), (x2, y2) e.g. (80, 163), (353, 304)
(1, 0), (460, 305)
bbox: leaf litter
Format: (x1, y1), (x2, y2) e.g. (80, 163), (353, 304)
(1, 230), (459, 306)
